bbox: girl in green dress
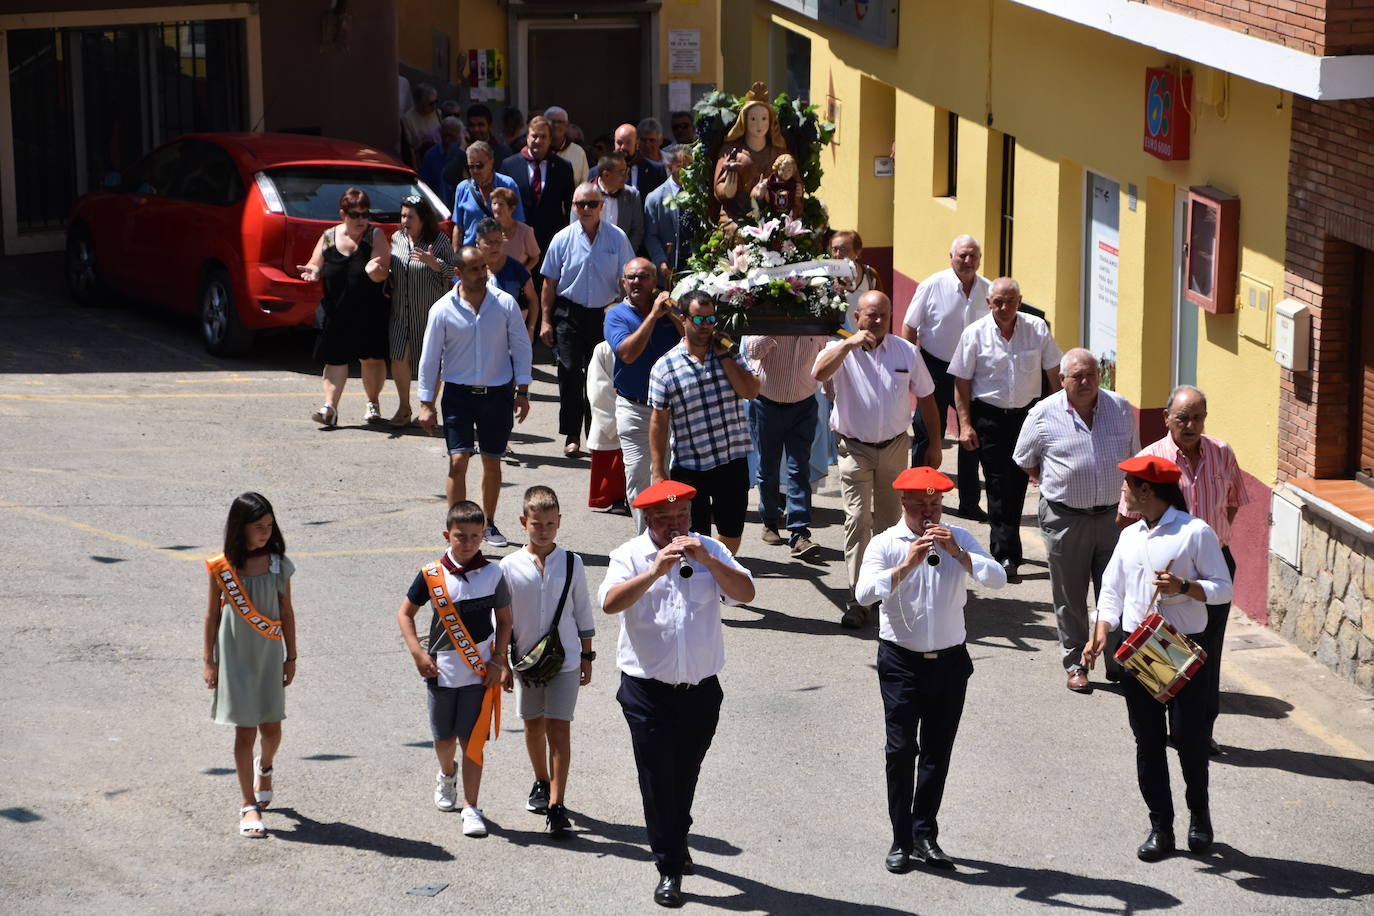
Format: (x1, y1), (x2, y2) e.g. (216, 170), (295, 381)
(202, 493), (298, 838)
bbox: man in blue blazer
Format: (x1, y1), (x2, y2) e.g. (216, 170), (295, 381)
(643, 146), (693, 287)
(498, 115), (576, 268)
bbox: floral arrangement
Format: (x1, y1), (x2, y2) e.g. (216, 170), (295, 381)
(670, 89), (842, 336)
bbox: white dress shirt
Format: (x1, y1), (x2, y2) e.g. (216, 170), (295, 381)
(1096, 507), (1233, 636)
(856, 520), (1007, 651)
(817, 334), (935, 443)
(499, 547), (596, 674)
(947, 313), (1062, 409)
(903, 269), (990, 362)
(1013, 389), (1140, 508)
(417, 286), (533, 402)
(598, 532), (753, 685)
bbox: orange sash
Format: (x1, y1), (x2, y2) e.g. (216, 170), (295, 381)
(422, 561), (501, 765)
(206, 553), (282, 641)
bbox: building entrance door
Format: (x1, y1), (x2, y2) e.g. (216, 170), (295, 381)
(520, 20), (645, 145)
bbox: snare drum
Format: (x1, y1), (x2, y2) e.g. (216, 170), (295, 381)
(1114, 612), (1207, 703)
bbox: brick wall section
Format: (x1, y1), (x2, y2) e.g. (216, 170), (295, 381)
(1279, 95), (1374, 480)
(1150, 0), (1374, 56)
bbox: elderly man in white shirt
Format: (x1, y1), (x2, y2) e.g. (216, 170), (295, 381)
(856, 466), (1005, 874)
(813, 290), (942, 629)
(599, 480), (754, 909)
(949, 277), (1062, 581)
(900, 235), (990, 517)
(1083, 455), (1232, 863)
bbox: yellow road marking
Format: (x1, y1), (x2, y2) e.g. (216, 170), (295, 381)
(174, 376), (263, 384)
(0, 499), (202, 562)
(1224, 663), (1373, 761)
(0, 392), (305, 401)
(292, 546), (439, 557)
(22, 380), (45, 385)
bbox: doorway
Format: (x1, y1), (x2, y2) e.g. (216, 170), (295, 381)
(519, 19), (646, 144)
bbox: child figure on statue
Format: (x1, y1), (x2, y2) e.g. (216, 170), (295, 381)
(751, 153), (803, 220)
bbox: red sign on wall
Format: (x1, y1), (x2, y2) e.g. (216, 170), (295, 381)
(1144, 68), (1192, 161)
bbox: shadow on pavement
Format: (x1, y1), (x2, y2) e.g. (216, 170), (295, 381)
(1213, 745), (1374, 784)
(965, 595), (1058, 652)
(497, 810), (741, 865)
(1219, 691), (1295, 719)
(929, 857), (1181, 912)
(1199, 843), (1374, 900)
(268, 807), (455, 861)
(689, 863), (918, 915)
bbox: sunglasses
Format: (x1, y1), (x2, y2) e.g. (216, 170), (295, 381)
(466, 161), (487, 169)
(344, 209), (369, 219)
(574, 200), (602, 209)
(688, 314), (718, 326)
(622, 273), (653, 281)
(672, 122), (692, 130)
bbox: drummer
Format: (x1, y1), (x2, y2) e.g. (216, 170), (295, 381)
(1083, 456), (1232, 863)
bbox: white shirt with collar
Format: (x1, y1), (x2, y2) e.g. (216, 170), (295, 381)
(856, 519), (1006, 652)
(1096, 506), (1233, 636)
(499, 546), (596, 675)
(903, 269), (991, 362)
(598, 531), (753, 685)
(817, 334), (935, 444)
(417, 285), (533, 402)
(596, 179), (621, 227)
(947, 312), (1062, 409)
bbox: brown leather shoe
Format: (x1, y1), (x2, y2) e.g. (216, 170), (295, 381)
(1067, 669), (1092, 693)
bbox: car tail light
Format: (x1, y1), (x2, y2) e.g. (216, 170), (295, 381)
(254, 171), (284, 213)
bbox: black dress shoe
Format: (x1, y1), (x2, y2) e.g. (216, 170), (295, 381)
(884, 845), (912, 873)
(913, 837), (955, 870)
(957, 505), (989, 522)
(1209, 738), (1223, 756)
(1000, 559), (1020, 583)
(682, 853), (694, 876)
(1137, 828), (1176, 862)
(653, 874), (684, 908)
(1187, 811), (1214, 853)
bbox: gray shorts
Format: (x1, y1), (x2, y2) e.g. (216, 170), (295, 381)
(516, 667), (581, 721)
(427, 683), (486, 741)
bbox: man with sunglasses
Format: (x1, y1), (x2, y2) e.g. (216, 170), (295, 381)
(669, 110), (695, 147)
(648, 291), (760, 555)
(605, 258), (683, 533)
(540, 183), (636, 457)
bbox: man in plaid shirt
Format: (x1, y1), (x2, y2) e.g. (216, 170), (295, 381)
(649, 290), (761, 555)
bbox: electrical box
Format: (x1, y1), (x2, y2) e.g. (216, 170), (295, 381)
(1270, 489), (1303, 569)
(1274, 298), (1311, 371)
(1238, 273), (1272, 347)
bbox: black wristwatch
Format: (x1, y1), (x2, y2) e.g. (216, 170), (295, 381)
(1178, 578), (1190, 597)
(580, 650), (597, 661)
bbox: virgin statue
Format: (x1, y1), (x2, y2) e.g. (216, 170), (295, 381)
(712, 82), (790, 229)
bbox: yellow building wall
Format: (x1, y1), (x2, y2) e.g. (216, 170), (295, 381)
(741, 0), (1288, 481)
(396, 0), (460, 81)
(660, 0), (722, 86)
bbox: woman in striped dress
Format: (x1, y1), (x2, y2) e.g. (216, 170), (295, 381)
(388, 195), (454, 427)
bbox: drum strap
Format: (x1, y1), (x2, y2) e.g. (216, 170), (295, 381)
(206, 553), (282, 641)
(422, 561), (501, 765)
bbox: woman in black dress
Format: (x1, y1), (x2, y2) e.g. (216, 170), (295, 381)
(298, 188), (390, 427)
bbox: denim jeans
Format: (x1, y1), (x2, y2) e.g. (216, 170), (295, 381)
(750, 394), (818, 541)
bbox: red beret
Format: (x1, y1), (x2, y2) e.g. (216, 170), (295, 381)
(1118, 455), (1182, 484)
(892, 466), (954, 494)
(631, 480), (697, 509)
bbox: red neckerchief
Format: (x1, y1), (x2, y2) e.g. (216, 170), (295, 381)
(441, 550), (489, 582)
(520, 146), (544, 202)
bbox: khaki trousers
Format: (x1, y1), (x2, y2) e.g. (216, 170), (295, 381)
(838, 433), (910, 590)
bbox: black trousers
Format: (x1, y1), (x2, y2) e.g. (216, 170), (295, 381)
(1121, 653), (1210, 829)
(911, 351), (980, 509)
(617, 672), (723, 876)
(877, 640), (972, 849)
(970, 400), (1030, 564)
(553, 297), (604, 440)
(1198, 546), (1237, 732)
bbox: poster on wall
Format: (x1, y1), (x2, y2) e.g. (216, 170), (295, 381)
(468, 49), (505, 101)
(668, 30), (701, 75)
(1085, 171), (1119, 390)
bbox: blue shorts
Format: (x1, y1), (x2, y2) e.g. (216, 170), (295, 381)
(441, 383), (514, 457)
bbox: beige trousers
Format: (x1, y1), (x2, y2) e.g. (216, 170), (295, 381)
(838, 432), (910, 591)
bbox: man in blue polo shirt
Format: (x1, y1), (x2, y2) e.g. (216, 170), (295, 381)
(540, 182), (637, 457)
(604, 257), (683, 532)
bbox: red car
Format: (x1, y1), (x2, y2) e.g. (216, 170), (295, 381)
(65, 132), (452, 355)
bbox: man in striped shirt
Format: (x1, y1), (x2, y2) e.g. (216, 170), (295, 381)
(1116, 385), (1248, 751)
(1013, 348), (1139, 693)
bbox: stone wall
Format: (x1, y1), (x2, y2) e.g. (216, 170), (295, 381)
(1268, 511), (1374, 691)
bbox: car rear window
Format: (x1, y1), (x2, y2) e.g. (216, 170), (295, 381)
(264, 167), (449, 222)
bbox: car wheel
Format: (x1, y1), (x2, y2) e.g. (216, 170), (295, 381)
(200, 267), (254, 356)
(66, 226), (105, 306)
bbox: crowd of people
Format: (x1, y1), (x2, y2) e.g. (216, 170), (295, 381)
(205, 99), (1250, 907)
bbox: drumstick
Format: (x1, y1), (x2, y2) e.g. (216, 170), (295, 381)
(1088, 558), (1174, 671)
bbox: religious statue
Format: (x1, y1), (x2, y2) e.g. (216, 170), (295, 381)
(750, 153), (803, 220)
(713, 82), (790, 230)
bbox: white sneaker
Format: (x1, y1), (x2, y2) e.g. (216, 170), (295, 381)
(434, 772), (457, 812)
(364, 401), (382, 423)
(461, 805), (488, 837)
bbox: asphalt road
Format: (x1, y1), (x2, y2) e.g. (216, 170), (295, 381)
(2, 253), (1372, 914)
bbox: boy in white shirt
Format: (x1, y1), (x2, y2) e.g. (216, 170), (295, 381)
(499, 486), (595, 835)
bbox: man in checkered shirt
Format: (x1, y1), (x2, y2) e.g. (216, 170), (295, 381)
(648, 290), (761, 555)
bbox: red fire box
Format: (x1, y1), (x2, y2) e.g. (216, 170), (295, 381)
(1144, 68), (1191, 161)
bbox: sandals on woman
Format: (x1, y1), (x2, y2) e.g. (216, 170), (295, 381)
(254, 756), (274, 808)
(389, 407), (414, 428)
(239, 804), (267, 838)
(311, 404), (337, 428)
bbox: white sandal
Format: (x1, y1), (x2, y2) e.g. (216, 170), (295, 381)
(311, 404), (337, 428)
(254, 756), (274, 808)
(239, 804), (267, 838)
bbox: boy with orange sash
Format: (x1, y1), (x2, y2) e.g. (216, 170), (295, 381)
(398, 500), (512, 837)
